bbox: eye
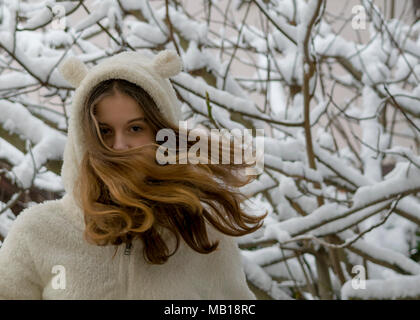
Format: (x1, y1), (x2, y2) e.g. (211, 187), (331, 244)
(130, 125), (143, 133)
(99, 127), (112, 135)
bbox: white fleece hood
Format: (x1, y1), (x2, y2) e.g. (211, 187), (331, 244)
(58, 50), (183, 197)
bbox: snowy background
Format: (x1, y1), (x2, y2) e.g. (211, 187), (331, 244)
(0, 0), (420, 300)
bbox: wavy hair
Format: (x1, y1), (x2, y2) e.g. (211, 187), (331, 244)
(73, 78), (267, 264)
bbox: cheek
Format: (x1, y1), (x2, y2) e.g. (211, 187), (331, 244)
(133, 131), (155, 146)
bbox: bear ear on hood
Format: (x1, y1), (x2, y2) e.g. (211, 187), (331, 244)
(152, 49), (183, 78)
(58, 56), (89, 88)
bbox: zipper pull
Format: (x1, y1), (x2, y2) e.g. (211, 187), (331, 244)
(124, 242), (132, 256)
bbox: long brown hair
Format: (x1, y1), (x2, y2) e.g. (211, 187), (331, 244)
(73, 78), (267, 264)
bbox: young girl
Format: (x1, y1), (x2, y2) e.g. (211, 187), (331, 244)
(0, 50), (266, 299)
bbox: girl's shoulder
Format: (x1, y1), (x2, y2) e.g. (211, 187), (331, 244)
(8, 198), (66, 236)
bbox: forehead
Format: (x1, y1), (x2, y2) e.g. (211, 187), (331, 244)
(94, 92), (144, 119)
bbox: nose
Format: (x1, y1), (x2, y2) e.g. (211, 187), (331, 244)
(112, 132), (129, 150)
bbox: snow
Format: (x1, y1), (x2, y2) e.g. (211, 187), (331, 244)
(241, 253), (293, 300)
(0, 207), (16, 238)
(360, 86), (383, 182)
(338, 229), (420, 275)
(257, 1), (297, 45)
(158, 6), (206, 44)
(0, 72), (38, 90)
(264, 153), (323, 184)
(394, 54), (418, 81)
(44, 30), (74, 49)
(314, 33), (356, 57)
(310, 100), (328, 125)
(342, 273), (420, 300)
(255, 164), (420, 243)
(0, 0), (418, 300)
(362, 213), (416, 256)
(277, 51), (303, 85)
(241, 25), (268, 52)
(316, 128), (334, 150)
(353, 162), (420, 208)
(0, 31), (72, 88)
(297, 0), (319, 47)
(0, 100), (66, 189)
(0, 136), (63, 193)
(395, 197), (420, 222)
(264, 224), (291, 243)
(239, 172), (276, 197)
(119, 0), (142, 10)
(173, 72), (282, 124)
(263, 136), (306, 161)
(183, 41), (208, 72)
(313, 143), (372, 188)
(73, 0), (113, 32)
(380, 84), (420, 117)
(269, 81), (286, 117)
(22, 7), (53, 30)
(125, 20), (167, 45)
(20, 2), (79, 30)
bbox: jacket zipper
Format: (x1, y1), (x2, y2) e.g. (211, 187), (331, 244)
(123, 241), (132, 298)
(124, 242), (132, 255)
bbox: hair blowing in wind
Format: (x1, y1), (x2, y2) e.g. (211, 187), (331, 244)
(73, 79), (267, 265)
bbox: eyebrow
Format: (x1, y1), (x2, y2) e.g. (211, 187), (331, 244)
(98, 117), (146, 126)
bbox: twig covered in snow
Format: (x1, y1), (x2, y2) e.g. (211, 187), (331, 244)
(0, 0), (419, 300)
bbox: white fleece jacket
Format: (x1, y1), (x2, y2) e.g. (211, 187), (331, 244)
(0, 50), (257, 300)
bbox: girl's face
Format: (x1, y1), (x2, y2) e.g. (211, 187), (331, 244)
(94, 91), (155, 150)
